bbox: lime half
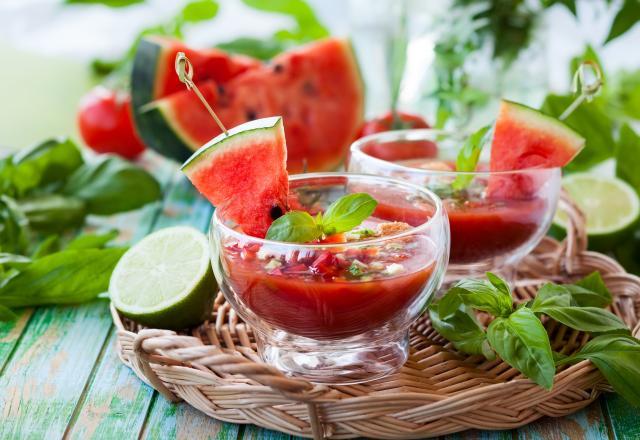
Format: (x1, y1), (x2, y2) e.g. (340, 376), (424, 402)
(553, 173), (640, 250)
(110, 226), (216, 329)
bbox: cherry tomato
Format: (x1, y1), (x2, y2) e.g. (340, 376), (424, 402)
(77, 86), (146, 159)
(358, 111), (437, 161)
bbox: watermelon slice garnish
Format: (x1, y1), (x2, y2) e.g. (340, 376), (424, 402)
(132, 37), (364, 173)
(487, 100), (585, 199)
(490, 100), (585, 172)
(182, 117), (288, 238)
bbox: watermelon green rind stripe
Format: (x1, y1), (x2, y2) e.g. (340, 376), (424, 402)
(181, 116), (283, 172)
(137, 106), (194, 162)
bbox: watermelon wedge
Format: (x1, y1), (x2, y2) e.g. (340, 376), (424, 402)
(487, 100), (585, 199)
(490, 100), (585, 172)
(182, 117), (288, 238)
(132, 38), (364, 173)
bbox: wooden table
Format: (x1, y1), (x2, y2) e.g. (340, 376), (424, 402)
(1, 157), (639, 440)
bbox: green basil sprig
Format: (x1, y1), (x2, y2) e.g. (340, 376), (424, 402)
(451, 125), (492, 191)
(266, 193), (378, 243)
(430, 271), (640, 403)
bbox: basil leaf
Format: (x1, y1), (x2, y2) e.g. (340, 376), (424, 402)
(557, 334), (640, 407)
(541, 95), (614, 172)
(566, 271), (613, 307)
(487, 307), (555, 390)
(605, 0), (640, 44)
(16, 194), (86, 232)
(0, 196), (29, 255)
(31, 235), (61, 259)
(429, 300), (494, 360)
(217, 37), (286, 60)
(452, 125), (491, 190)
(67, 230), (119, 250)
(179, 0), (218, 22)
(532, 305), (629, 334)
(243, 0), (329, 42)
(451, 277), (513, 317)
(486, 271), (511, 297)
(0, 303), (17, 322)
(266, 211), (322, 242)
(0, 247), (127, 308)
(13, 138), (83, 192)
(0, 253), (31, 270)
(321, 193), (378, 236)
(63, 156), (161, 215)
(531, 283), (574, 309)
(616, 124), (640, 195)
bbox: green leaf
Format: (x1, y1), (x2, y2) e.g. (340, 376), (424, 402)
(609, 69), (640, 120)
(568, 271), (613, 307)
(487, 307), (555, 390)
(266, 211), (322, 242)
(65, 0), (145, 6)
(179, 0), (219, 23)
(541, 94), (614, 172)
(530, 283), (573, 309)
(557, 334), (640, 407)
(541, 0), (577, 16)
(449, 277), (513, 318)
(0, 253), (31, 271)
(321, 193), (378, 236)
(243, 0), (329, 42)
(0, 196), (29, 255)
(532, 305), (629, 334)
(216, 37), (287, 60)
(16, 195), (86, 232)
(0, 247), (127, 308)
(31, 235), (60, 259)
(605, 0), (640, 44)
(452, 125), (491, 190)
(616, 124), (640, 195)
(0, 303), (17, 322)
(429, 299), (494, 359)
(62, 156), (161, 215)
(67, 230), (119, 250)
(6, 138), (83, 197)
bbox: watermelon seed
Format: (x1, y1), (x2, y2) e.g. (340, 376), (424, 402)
(246, 109), (257, 121)
(270, 205), (284, 220)
(303, 81), (316, 96)
(273, 64), (284, 73)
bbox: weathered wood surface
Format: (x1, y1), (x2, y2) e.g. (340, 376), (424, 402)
(0, 156), (638, 440)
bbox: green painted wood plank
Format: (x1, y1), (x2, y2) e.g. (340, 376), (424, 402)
(0, 309), (33, 372)
(445, 429), (513, 439)
(66, 174), (236, 439)
(0, 154), (175, 439)
(601, 394), (640, 440)
(0, 301), (114, 439)
(140, 395), (240, 440)
(514, 402), (608, 440)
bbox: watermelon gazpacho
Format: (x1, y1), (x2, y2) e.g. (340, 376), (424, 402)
(133, 37), (364, 173)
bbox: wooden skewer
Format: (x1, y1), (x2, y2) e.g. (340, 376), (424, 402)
(559, 60), (604, 121)
(175, 51), (229, 136)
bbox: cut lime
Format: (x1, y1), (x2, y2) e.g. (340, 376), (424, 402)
(553, 173), (640, 250)
(110, 226), (216, 329)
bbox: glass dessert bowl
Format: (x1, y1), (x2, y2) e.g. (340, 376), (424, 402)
(349, 129), (561, 281)
(209, 173), (449, 384)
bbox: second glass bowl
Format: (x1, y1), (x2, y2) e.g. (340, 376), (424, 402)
(349, 129), (561, 281)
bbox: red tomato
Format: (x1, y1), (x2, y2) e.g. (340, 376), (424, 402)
(357, 111), (437, 161)
(77, 86), (146, 159)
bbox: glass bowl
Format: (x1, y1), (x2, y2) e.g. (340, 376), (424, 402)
(349, 129), (561, 281)
(209, 172), (449, 384)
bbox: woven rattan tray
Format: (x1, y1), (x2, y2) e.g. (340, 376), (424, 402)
(112, 194), (640, 439)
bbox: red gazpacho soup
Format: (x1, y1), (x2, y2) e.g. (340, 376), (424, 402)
(221, 227), (436, 340)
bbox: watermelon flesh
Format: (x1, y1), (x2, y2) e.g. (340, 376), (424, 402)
(135, 38), (364, 173)
(182, 117), (289, 238)
(488, 100), (585, 199)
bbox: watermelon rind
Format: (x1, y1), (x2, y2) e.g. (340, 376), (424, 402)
(181, 116), (284, 173)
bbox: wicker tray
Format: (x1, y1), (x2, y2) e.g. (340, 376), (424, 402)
(112, 194), (640, 439)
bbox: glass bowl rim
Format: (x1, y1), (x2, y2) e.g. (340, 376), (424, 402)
(350, 128), (561, 177)
(210, 172), (446, 249)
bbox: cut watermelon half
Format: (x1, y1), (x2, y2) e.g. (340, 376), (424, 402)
(132, 38), (364, 173)
(182, 117), (288, 238)
(487, 100), (585, 199)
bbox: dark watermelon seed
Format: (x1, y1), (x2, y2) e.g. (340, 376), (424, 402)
(217, 84), (226, 96)
(303, 81), (315, 96)
(246, 109), (257, 121)
(270, 205), (283, 220)
(273, 64), (284, 73)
